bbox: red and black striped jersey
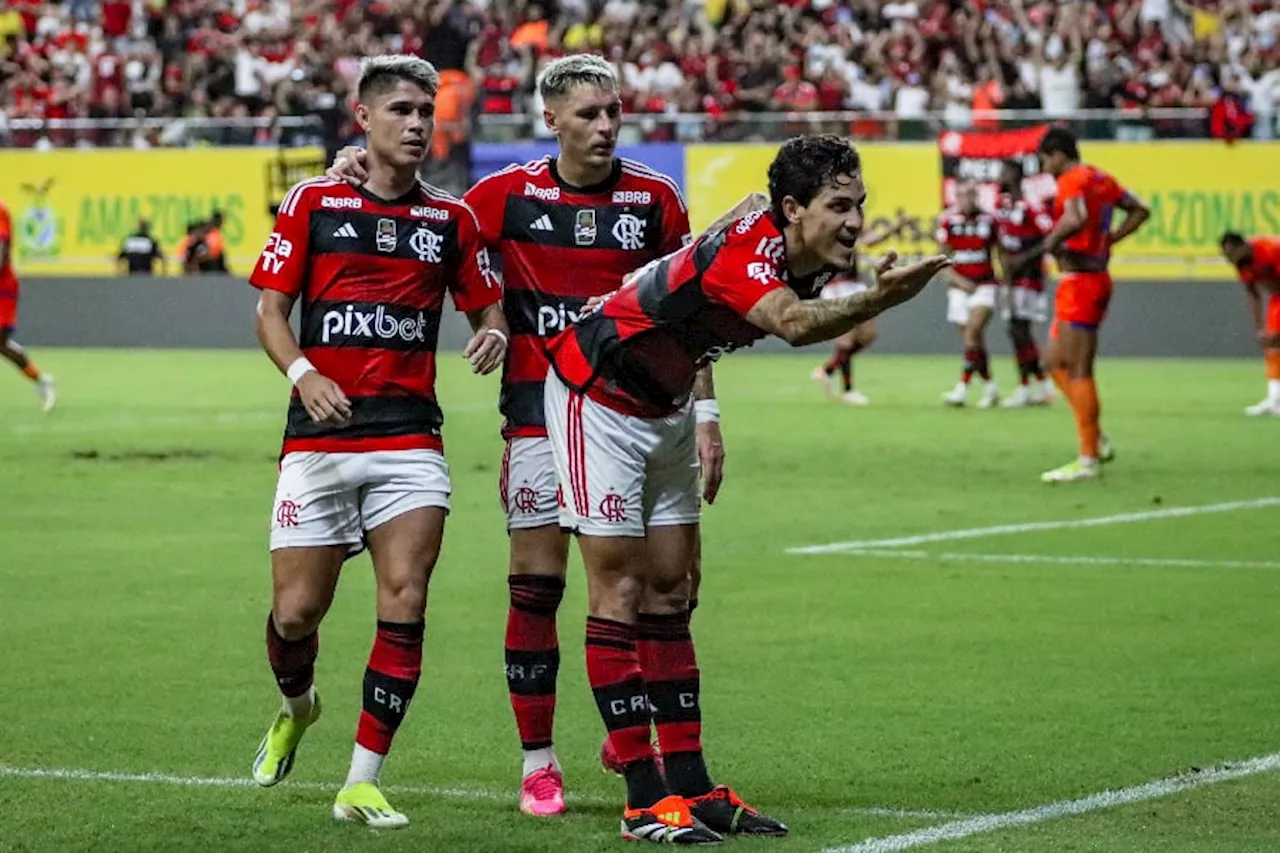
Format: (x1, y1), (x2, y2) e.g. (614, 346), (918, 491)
(935, 207), (997, 283)
(249, 177), (500, 456)
(993, 194), (1054, 285)
(464, 156), (690, 438)
(546, 211), (829, 418)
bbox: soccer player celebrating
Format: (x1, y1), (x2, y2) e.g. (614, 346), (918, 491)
(1220, 232), (1280, 416)
(0, 199), (55, 411)
(1013, 127), (1150, 482)
(937, 181), (1001, 408)
(809, 212), (909, 405)
(544, 135), (949, 844)
(992, 161), (1054, 407)
(327, 54), (721, 818)
(248, 55), (507, 828)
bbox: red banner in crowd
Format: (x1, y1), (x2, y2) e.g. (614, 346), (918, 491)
(937, 125), (1055, 211)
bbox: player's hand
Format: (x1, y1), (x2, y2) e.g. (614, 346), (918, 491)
(873, 251), (951, 307)
(463, 328), (507, 375)
(326, 146), (369, 186)
(296, 372), (353, 426)
(1258, 329), (1280, 348)
(583, 289), (619, 314)
(696, 421), (725, 505)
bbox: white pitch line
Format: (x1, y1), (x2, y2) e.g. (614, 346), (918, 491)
(829, 548), (1280, 571)
(787, 497), (1280, 555)
(0, 764), (951, 821)
(825, 751), (1280, 853)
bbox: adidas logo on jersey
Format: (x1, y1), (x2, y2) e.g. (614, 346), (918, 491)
(333, 223), (359, 238)
(529, 214), (553, 232)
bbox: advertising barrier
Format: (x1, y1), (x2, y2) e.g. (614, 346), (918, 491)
(686, 140), (1279, 282)
(1, 147), (322, 276)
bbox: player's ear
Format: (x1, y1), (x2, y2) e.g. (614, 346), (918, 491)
(781, 196), (802, 226)
(354, 102), (372, 133)
(543, 105), (558, 136)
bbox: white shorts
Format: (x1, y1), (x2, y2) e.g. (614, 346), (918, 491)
(269, 449), (451, 551)
(821, 280), (868, 300)
(946, 284), (999, 325)
(544, 371), (701, 538)
(1003, 286), (1049, 323)
(500, 436), (560, 531)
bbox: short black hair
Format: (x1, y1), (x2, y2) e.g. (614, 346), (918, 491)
(1220, 231), (1246, 249)
(1038, 126), (1079, 161)
(767, 135), (861, 225)
(1002, 159), (1024, 179)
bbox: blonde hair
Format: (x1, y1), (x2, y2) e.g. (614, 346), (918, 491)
(537, 53), (618, 102)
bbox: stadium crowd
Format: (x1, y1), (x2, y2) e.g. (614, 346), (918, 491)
(1, 0), (1278, 148)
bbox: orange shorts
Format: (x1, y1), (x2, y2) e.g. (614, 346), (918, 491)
(0, 298), (15, 332)
(1267, 294), (1280, 336)
(1051, 271), (1113, 339)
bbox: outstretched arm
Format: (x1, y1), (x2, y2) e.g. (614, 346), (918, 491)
(746, 253), (951, 346)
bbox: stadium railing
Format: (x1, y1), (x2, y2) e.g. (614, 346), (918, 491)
(474, 107), (1216, 144)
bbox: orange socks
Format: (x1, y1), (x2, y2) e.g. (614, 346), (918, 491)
(21, 363), (40, 382)
(1067, 378), (1101, 459)
(1266, 349), (1280, 381)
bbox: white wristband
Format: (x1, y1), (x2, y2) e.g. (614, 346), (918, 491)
(484, 327), (508, 345)
(286, 356), (316, 386)
(694, 399), (720, 424)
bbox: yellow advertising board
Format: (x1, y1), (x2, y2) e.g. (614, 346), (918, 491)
(0, 147), (323, 276)
(685, 140), (1280, 282)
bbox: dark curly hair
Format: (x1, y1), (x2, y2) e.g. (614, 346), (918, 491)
(1038, 126), (1079, 161)
(767, 135), (862, 226)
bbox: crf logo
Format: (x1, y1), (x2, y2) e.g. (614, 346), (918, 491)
(537, 302), (584, 336)
(372, 686), (409, 716)
(410, 227), (443, 263)
(260, 232), (294, 275)
(321, 304), (428, 344)
(275, 500), (301, 527)
(599, 492), (626, 522)
(511, 486), (538, 514)
(525, 182), (560, 201)
(611, 213), (647, 250)
(608, 694), (648, 716)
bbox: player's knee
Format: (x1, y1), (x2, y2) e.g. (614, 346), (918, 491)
(377, 573), (429, 621)
(640, 577), (690, 614)
(272, 599), (326, 640)
(508, 527), (570, 579)
(856, 324), (878, 348)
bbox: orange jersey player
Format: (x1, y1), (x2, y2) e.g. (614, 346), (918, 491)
(1220, 232), (1280, 416)
(0, 200), (55, 411)
(1014, 127), (1150, 482)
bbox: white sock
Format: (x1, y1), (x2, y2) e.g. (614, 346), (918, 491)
(281, 686), (314, 719)
(1079, 456), (1099, 467)
(346, 743), (385, 787)
(1268, 379), (1280, 402)
(985, 380), (998, 393)
(522, 747), (560, 779)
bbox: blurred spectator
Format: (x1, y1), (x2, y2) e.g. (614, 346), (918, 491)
(2, 0), (1276, 149)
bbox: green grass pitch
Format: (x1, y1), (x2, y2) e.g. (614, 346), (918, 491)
(1, 349), (1278, 853)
